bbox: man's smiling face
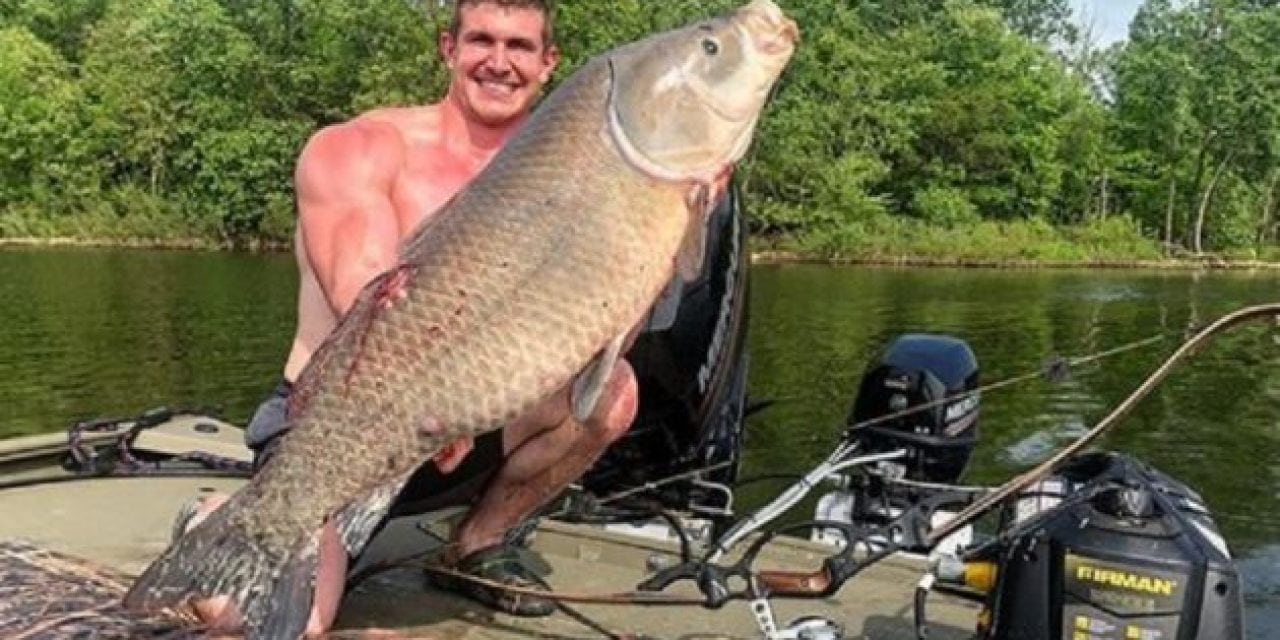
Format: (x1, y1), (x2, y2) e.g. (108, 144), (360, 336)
(441, 3), (559, 128)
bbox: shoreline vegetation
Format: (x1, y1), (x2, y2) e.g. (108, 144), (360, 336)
(6, 229), (1280, 271)
(4, 1), (1279, 265)
(754, 252), (1280, 270)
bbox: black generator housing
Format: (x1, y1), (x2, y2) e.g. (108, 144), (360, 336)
(847, 334), (980, 483)
(973, 452), (1244, 640)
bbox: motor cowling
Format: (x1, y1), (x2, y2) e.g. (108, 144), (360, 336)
(580, 182), (750, 513)
(971, 452), (1244, 640)
(846, 334), (980, 484)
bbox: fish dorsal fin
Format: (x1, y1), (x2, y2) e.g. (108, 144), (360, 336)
(572, 333), (627, 423)
(676, 183), (713, 282)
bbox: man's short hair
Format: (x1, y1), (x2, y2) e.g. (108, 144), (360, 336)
(448, 0), (555, 47)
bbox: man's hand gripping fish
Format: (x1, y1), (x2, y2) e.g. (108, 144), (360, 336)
(124, 2), (798, 637)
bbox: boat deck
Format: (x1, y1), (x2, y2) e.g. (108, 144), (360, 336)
(0, 419), (982, 639)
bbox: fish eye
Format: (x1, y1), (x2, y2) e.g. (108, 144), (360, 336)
(702, 38), (720, 55)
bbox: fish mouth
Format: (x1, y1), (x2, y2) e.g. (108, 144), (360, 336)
(739, 0), (799, 57)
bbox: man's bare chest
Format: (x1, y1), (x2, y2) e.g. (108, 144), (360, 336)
(389, 152), (481, 237)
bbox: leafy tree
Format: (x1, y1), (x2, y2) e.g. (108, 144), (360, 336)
(856, 0), (1077, 43)
(2, 0), (1277, 259)
(0, 26), (95, 209)
(1, 0), (108, 61)
(1110, 0), (1280, 253)
(78, 0), (184, 197)
(891, 3), (1083, 221)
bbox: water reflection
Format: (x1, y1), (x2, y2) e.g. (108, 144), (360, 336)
(0, 248), (297, 436)
(1240, 546), (1280, 639)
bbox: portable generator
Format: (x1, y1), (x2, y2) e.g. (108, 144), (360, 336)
(919, 451), (1245, 640)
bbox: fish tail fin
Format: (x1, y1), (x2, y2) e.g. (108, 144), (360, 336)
(123, 496), (320, 640)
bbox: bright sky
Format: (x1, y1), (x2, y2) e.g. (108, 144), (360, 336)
(1070, 0), (1144, 46)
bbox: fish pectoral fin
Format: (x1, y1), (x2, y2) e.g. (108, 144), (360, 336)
(572, 333), (627, 423)
(334, 469), (417, 558)
(645, 275), (684, 332)
(676, 183), (712, 282)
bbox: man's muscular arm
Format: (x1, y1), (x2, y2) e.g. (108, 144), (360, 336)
(295, 119), (474, 473)
(295, 120), (476, 473)
(295, 120), (404, 318)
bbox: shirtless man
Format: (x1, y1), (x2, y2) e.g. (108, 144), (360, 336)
(186, 0), (639, 633)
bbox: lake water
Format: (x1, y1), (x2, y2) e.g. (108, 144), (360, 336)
(2, 247), (1278, 635)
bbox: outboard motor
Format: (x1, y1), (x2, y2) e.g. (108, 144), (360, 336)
(580, 181), (750, 515)
(847, 334), (980, 483)
(811, 334), (981, 553)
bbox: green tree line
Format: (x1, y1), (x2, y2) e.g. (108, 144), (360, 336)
(1, 0), (1277, 260)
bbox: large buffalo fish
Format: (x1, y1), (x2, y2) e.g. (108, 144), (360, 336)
(125, 1), (798, 637)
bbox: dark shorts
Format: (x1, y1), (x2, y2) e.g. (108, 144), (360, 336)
(245, 379), (505, 515)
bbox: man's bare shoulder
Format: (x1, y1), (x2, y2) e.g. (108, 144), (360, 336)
(301, 117), (402, 164)
(355, 105), (444, 146)
(296, 113), (422, 190)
